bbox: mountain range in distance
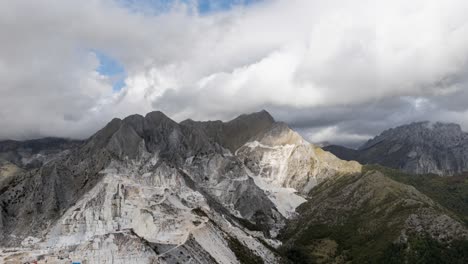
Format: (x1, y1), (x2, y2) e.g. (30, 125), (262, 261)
(324, 121), (468, 176)
(0, 111), (467, 264)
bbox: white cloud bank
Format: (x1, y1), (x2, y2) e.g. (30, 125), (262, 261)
(1, 0), (468, 145)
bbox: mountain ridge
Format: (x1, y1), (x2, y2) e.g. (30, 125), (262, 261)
(325, 121), (468, 175)
(0, 111), (467, 263)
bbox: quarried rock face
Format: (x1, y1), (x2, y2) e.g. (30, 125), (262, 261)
(235, 122), (361, 217)
(0, 111), (288, 263)
(1, 111), (466, 263)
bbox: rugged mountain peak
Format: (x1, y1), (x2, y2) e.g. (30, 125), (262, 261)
(0, 110), (285, 262)
(254, 122), (306, 146)
(360, 121), (467, 150)
(236, 119), (362, 213)
(1, 111), (467, 263)
(181, 110), (276, 153)
(144, 110), (177, 126)
(232, 109), (275, 124)
(83, 111), (218, 162)
(326, 121), (468, 175)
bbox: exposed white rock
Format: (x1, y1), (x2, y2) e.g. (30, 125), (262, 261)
(235, 124), (361, 218)
(2, 111), (467, 263)
(249, 173), (306, 218)
(1, 151), (283, 263)
(0, 111), (357, 263)
(21, 236), (41, 247)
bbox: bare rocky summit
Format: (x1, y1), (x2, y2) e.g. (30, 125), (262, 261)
(0, 112), (467, 263)
(0, 110), (296, 263)
(325, 121), (468, 175)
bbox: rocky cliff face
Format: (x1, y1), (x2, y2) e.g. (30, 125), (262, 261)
(1, 110), (332, 263)
(1, 111), (289, 263)
(234, 122), (361, 218)
(325, 121), (468, 175)
(180, 109), (276, 153)
(1, 113), (466, 263)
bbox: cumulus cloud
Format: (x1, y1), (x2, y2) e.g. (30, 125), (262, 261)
(1, 0), (468, 146)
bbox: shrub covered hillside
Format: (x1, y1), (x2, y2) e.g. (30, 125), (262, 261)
(363, 165), (468, 225)
(280, 167), (468, 264)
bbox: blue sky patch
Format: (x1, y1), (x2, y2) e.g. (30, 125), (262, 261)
(118, 0), (262, 14)
(196, 0), (261, 13)
(94, 51), (126, 91)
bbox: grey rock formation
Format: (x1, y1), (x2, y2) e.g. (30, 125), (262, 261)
(0, 137), (82, 169)
(181, 109), (275, 153)
(325, 121), (468, 175)
(1, 112), (466, 263)
(0, 111), (288, 263)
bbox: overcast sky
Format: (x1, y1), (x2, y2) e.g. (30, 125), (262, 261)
(1, 0), (468, 147)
